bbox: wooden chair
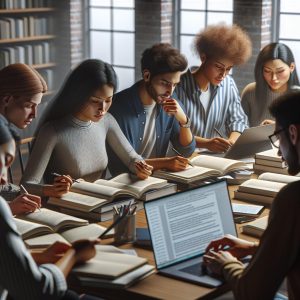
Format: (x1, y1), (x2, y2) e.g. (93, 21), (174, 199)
(8, 137), (34, 184)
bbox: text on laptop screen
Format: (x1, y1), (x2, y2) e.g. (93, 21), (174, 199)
(145, 181), (236, 269)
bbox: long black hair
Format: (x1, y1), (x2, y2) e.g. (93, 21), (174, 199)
(255, 42), (299, 101)
(36, 59), (118, 133)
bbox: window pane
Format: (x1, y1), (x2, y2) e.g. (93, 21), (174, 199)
(281, 1), (300, 13)
(90, 31), (111, 63)
(181, 11), (205, 34)
(208, 0), (233, 11)
(207, 12), (233, 26)
(280, 15), (300, 39)
(90, 8), (111, 30)
(181, 0), (205, 10)
(113, 67), (135, 92)
(180, 35), (200, 68)
(280, 40), (300, 80)
(113, 9), (134, 31)
(90, 0), (110, 7)
(113, 0), (134, 8)
(113, 33), (134, 67)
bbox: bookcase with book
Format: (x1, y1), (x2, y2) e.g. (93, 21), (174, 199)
(0, 0), (69, 137)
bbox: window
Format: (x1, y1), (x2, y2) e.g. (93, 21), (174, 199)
(177, 0), (233, 67)
(88, 0), (135, 91)
(277, 0), (300, 79)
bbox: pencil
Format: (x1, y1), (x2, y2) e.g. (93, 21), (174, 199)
(20, 184), (41, 211)
(172, 147), (194, 167)
(214, 127), (225, 139)
(51, 172), (80, 183)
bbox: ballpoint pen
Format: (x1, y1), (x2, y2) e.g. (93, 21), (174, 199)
(51, 172), (80, 183)
(20, 184), (41, 211)
(171, 147), (194, 167)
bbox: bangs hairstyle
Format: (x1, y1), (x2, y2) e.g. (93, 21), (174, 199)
(36, 59), (118, 130)
(0, 63), (47, 97)
(141, 43), (188, 77)
(194, 24), (252, 65)
(269, 90), (300, 129)
(255, 43), (300, 101)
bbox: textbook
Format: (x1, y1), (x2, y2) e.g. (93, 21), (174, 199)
(72, 251), (148, 280)
(153, 155), (248, 184)
(24, 223), (111, 248)
(68, 173), (168, 200)
(234, 172), (300, 205)
(242, 215), (268, 238)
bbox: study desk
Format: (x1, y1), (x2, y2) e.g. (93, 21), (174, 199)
(71, 183), (269, 300)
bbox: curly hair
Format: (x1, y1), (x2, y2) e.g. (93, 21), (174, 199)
(194, 24), (252, 65)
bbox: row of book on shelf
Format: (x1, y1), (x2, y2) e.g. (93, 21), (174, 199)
(0, 16), (52, 39)
(0, 0), (52, 9)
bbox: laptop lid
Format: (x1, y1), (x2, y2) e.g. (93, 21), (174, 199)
(144, 180), (236, 270)
(224, 124), (275, 159)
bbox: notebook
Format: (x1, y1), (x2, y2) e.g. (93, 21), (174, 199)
(144, 180), (236, 288)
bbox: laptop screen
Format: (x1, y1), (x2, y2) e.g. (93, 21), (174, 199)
(144, 180), (236, 269)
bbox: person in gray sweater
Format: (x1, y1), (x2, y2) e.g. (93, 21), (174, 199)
(22, 59), (152, 198)
(241, 43), (299, 127)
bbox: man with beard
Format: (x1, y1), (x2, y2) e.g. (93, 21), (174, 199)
(108, 43), (195, 176)
(202, 91), (300, 299)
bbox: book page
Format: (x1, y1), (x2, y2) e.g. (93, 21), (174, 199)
(17, 208), (88, 232)
(25, 233), (70, 248)
(258, 172), (300, 184)
(242, 215), (268, 237)
(191, 155), (248, 174)
(14, 218), (53, 239)
(255, 148), (282, 161)
(239, 179), (286, 196)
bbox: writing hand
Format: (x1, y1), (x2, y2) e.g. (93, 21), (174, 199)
(52, 174), (73, 196)
(205, 137), (232, 153)
(134, 161), (153, 180)
(165, 156), (189, 171)
(9, 193), (41, 215)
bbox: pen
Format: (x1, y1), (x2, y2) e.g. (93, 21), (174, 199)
(20, 184), (41, 211)
(51, 172), (80, 183)
(171, 147), (194, 167)
(214, 127), (225, 139)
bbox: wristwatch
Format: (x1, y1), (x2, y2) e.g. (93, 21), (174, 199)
(179, 116), (191, 128)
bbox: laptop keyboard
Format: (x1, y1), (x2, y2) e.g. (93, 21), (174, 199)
(180, 263), (204, 276)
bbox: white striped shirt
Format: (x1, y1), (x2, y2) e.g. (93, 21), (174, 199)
(175, 69), (248, 138)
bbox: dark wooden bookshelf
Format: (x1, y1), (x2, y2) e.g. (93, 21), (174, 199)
(0, 35), (56, 44)
(0, 8), (55, 14)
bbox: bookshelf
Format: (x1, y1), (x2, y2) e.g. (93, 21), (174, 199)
(0, 1), (69, 137)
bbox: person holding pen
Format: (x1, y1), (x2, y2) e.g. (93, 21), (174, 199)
(21, 59), (153, 198)
(0, 63), (46, 215)
(108, 43), (196, 176)
(175, 24), (251, 153)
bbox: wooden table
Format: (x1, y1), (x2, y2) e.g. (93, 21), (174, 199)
(71, 183), (269, 300)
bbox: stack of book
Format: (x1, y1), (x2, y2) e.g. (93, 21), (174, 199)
(234, 172), (300, 206)
(242, 215), (268, 238)
(47, 173), (177, 222)
(253, 148), (288, 175)
(71, 245), (155, 289)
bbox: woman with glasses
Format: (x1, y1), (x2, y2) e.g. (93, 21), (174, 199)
(175, 24), (251, 153)
(242, 42), (300, 127)
(21, 59), (152, 198)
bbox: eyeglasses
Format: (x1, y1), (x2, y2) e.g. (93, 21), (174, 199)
(268, 128), (286, 148)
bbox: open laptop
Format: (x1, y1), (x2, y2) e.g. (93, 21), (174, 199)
(144, 180), (236, 288)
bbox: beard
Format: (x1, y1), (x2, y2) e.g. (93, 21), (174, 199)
(144, 81), (167, 104)
(285, 141), (300, 175)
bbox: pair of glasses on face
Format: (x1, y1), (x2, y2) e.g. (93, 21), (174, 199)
(268, 128), (286, 148)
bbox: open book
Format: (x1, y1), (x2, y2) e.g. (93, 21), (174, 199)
(242, 215), (268, 238)
(153, 155), (248, 184)
(234, 172), (300, 205)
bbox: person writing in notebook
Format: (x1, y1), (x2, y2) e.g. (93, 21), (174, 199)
(108, 43), (195, 176)
(0, 117), (98, 300)
(203, 91), (300, 299)
(22, 59), (152, 197)
(175, 24), (251, 153)
(0, 63), (46, 215)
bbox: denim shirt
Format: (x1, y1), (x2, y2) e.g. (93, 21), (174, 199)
(108, 81), (196, 176)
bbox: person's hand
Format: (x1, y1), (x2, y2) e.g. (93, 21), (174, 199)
(205, 234), (257, 259)
(261, 119), (275, 126)
(35, 241), (71, 264)
(203, 250), (238, 276)
(72, 239), (99, 264)
(159, 97), (186, 123)
(52, 174), (73, 197)
(203, 137), (232, 153)
(164, 156), (189, 171)
(134, 161), (153, 180)
(9, 193), (41, 215)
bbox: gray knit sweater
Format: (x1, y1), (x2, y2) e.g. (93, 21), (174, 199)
(21, 113), (142, 195)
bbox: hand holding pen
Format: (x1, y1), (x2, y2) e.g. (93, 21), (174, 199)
(134, 160), (153, 180)
(50, 172), (75, 197)
(172, 147), (194, 167)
